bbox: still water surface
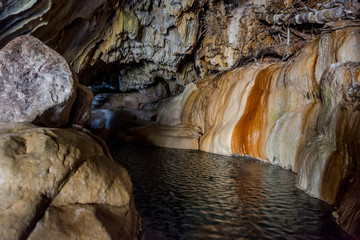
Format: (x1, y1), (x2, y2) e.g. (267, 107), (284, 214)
(109, 144), (354, 240)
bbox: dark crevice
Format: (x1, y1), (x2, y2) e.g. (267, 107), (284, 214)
(19, 195), (51, 240)
(20, 130), (91, 239)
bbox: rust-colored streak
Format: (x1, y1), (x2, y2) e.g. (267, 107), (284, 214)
(231, 65), (276, 159)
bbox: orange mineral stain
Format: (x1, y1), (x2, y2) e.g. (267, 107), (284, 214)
(231, 65), (277, 159)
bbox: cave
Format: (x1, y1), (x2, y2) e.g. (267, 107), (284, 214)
(0, 0), (360, 239)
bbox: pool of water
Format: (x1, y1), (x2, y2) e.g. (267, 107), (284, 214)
(109, 144), (354, 240)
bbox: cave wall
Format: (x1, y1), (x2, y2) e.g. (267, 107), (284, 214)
(156, 27), (360, 237)
(0, 0), (205, 91)
(1, 0), (320, 92)
(1, 0), (360, 238)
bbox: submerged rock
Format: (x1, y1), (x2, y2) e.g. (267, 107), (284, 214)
(0, 123), (138, 240)
(0, 35), (76, 127)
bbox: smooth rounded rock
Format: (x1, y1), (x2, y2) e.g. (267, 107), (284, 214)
(0, 123), (138, 240)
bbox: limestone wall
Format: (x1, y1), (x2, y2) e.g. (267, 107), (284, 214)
(157, 27), (360, 237)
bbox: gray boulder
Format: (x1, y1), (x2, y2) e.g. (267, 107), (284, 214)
(0, 35), (77, 127)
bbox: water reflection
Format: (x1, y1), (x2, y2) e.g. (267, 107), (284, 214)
(109, 144), (353, 240)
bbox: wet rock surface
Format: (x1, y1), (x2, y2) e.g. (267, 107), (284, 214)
(149, 27), (360, 239)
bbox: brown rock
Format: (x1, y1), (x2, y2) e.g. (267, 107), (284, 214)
(51, 155), (132, 207)
(0, 124), (137, 240)
(336, 175), (360, 239)
(28, 203), (137, 240)
(0, 35), (77, 127)
(70, 84), (94, 126)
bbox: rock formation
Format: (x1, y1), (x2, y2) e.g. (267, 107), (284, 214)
(0, 35), (76, 127)
(0, 123), (138, 240)
(154, 26), (360, 238)
(0, 0), (202, 92)
(70, 84), (94, 126)
(1, 0), (360, 239)
(1, 0), (359, 91)
(0, 36), (138, 239)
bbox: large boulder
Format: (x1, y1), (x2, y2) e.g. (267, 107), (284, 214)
(0, 123), (138, 240)
(0, 35), (77, 127)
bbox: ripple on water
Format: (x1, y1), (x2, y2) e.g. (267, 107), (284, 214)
(109, 144), (354, 240)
